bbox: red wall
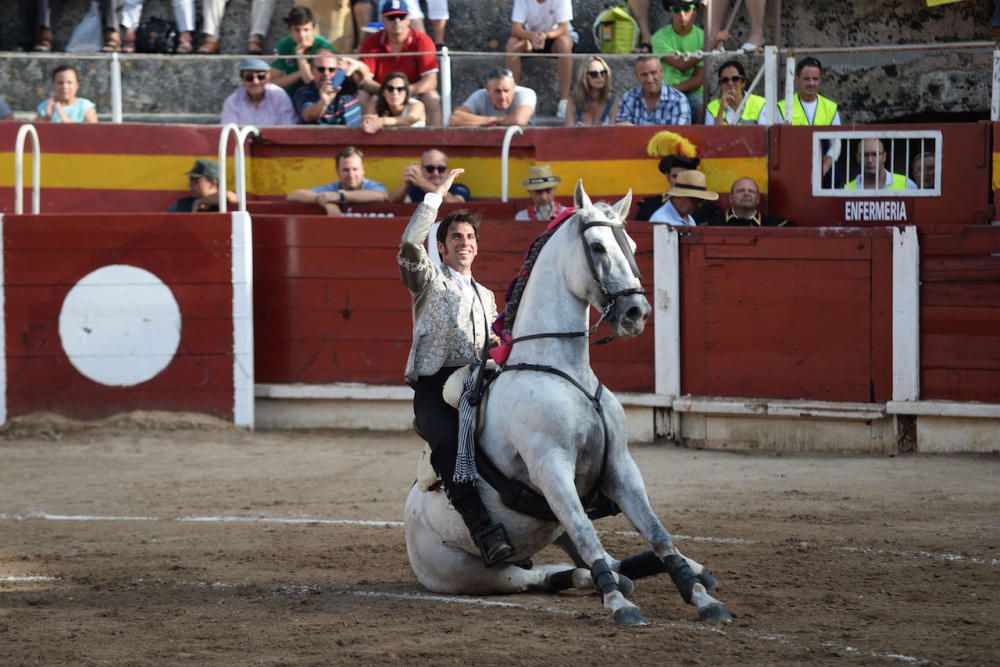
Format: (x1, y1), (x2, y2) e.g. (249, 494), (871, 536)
(919, 225), (1000, 402)
(252, 215), (656, 393)
(679, 227), (894, 402)
(3, 214), (236, 420)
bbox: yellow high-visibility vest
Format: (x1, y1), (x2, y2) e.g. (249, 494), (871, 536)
(706, 94), (767, 125)
(777, 94), (838, 125)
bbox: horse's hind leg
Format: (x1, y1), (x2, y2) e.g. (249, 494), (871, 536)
(618, 550), (718, 592)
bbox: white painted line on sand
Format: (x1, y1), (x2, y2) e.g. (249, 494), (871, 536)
(1, 575), (60, 583)
(5, 511), (996, 568)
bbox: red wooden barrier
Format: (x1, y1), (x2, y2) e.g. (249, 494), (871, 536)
(679, 227), (894, 402)
(252, 215), (655, 392)
(2, 213), (245, 422)
(919, 225), (1000, 402)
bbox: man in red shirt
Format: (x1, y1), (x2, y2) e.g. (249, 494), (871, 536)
(360, 0), (442, 125)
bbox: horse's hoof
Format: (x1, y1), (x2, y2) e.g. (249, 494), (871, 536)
(698, 603), (733, 623)
(697, 569), (718, 592)
(617, 574), (636, 598)
(613, 606), (648, 626)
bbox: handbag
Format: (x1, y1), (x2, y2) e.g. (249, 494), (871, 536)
(135, 17), (179, 54)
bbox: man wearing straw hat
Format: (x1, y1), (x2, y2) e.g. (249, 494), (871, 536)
(648, 169), (718, 226)
(514, 165), (569, 222)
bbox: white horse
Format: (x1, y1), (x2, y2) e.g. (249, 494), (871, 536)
(404, 182), (732, 626)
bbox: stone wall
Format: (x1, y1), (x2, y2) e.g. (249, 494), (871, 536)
(0, 0), (993, 123)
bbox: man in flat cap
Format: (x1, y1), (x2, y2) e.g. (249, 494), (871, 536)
(221, 58), (298, 126)
(168, 160), (237, 212)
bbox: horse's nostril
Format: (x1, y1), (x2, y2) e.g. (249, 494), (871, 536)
(626, 306), (643, 321)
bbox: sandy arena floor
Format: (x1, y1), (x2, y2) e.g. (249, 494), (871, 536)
(1, 414), (997, 666)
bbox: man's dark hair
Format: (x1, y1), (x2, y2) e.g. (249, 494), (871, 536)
(336, 146), (364, 169)
(436, 210), (481, 245)
(634, 54), (660, 70)
(717, 60), (746, 80)
(51, 64), (78, 81)
(285, 5), (315, 27)
(796, 57), (822, 76)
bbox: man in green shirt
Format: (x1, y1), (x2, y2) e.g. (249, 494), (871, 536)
(651, 0), (723, 122)
(269, 5), (336, 95)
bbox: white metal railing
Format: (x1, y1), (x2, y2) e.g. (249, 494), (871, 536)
(500, 125), (523, 202)
(218, 124), (260, 213)
(14, 124), (41, 215)
(4, 42), (997, 126)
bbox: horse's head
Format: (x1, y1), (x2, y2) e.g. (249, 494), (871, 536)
(568, 181), (651, 338)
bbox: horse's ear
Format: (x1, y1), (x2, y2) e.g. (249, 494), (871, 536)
(574, 180), (593, 211)
(612, 189), (633, 223)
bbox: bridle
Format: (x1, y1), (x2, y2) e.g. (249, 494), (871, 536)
(578, 216), (646, 337)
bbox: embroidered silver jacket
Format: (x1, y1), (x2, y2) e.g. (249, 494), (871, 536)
(398, 196), (497, 385)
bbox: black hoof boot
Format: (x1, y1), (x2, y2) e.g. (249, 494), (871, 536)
(697, 569), (718, 592)
(698, 603), (733, 623)
(474, 522), (515, 565)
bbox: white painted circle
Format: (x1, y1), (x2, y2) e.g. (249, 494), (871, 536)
(59, 264), (182, 387)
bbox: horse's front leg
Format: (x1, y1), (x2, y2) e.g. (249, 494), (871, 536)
(603, 450), (733, 622)
(531, 457), (647, 626)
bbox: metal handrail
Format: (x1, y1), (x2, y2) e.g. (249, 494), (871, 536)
(14, 124), (40, 215)
(217, 124), (259, 213)
(500, 125), (523, 203)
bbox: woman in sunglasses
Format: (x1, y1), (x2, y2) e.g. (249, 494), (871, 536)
(705, 60), (768, 126)
(563, 56), (619, 127)
(362, 72), (427, 134)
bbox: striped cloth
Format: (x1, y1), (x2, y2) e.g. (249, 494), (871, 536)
(454, 369), (480, 484)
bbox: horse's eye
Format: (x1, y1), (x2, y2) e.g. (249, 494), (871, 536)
(590, 242), (606, 254)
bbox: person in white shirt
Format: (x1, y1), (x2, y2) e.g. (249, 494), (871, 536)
(504, 0), (577, 120)
(649, 169), (718, 226)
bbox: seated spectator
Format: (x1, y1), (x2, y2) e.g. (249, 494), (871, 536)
(635, 153), (705, 221)
(362, 72), (426, 133)
(777, 57), (841, 178)
(270, 5), (335, 93)
(504, 0), (577, 120)
(360, 0), (442, 126)
(845, 138), (918, 192)
(704, 177), (787, 226)
(36, 64), (97, 124)
(169, 160), (237, 212)
(0, 97), (13, 121)
(293, 52), (368, 126)
(389, 149), (469, 203)
(515, 165), (568, 222)
(286, 146), (389, 216)
(247, 0), (276, 54)
(652, 0), (717, 121)
(647, 169), (717, 226)
(450, 67), (536, 127)
(563, 55), (619, 127)
(705, 60), (768, 126)
(910, 151), (936, 189)
(32, 0), (132, 52)
(222, 58), (299, 125)
(172, 0), (228, 54)
(616, 55), (690, 126)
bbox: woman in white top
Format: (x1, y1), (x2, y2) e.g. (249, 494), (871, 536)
(563, 55), (619, 127)
(361, 72), (427, 134)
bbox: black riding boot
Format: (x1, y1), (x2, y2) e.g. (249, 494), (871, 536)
(449, 483), (514, 566)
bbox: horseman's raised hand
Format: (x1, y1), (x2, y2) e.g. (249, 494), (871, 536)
(435, 168), (465, 197)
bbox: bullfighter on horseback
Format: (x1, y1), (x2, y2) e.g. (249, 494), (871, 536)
(397, 167), (515, 565)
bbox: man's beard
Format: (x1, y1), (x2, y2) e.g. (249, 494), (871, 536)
(536, 202), (553, 220)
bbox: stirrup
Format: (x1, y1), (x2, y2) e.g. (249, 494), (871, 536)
(474, 522), (514, 566)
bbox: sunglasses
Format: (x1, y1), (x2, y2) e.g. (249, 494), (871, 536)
(242, 72), (267, 82)
(718, 75), (744, 84)
(383, 14), (407, 21)
(385, 84), (408, 93)
(670, 4), (697, 13)
(423, 165), (447, 174)
(587, 70), (608, 79)
(315, 66), (339, 73)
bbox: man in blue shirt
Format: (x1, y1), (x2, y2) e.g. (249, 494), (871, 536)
(389, 149), (471, 203)
(616, 55), (690, 126)
(292, 52), (367, 127)
(286, 146), (389, 215)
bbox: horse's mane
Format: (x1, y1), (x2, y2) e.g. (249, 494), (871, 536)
(491, 208), (579, 342)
